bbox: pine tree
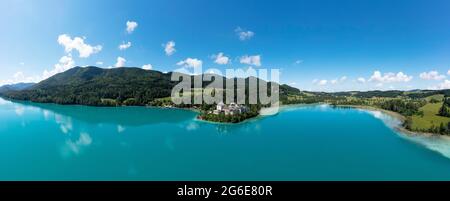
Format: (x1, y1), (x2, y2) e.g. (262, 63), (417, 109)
(439, 122), (446, 134)
(438, 103), (449, 117)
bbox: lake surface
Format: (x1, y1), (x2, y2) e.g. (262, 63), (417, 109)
(1, 97), (450, 181)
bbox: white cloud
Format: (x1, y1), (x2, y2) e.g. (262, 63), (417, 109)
(337, 76), (347, 83)
(19, 62), (25, 66)
(295, 60), (303, 65)
(431, 80), (450, 90)
(13, 72), (25, 80)
(177, 58), (202, 68)
(96, 61), (103, 66)
(43, 55), (76, 79)
(212, 52), (230, 65)
(164, 41), (176, 56)
(54, 55), (75, 70)
(1, 71), (40, 85)
(118, 41), (132, 50)
(235, 27), (255, 41)
(357, 77), (366, 83)
(318, 80), (328, 86)
(142, 64), (153, 70)
(315, 76), (346, 86)
(240, 55), (261, 66)
(126, 21), (138, 34)
(447, 70), (450, 75)
(57, 34), (102, 58)
(419, 71), (445, 80)
(115, 57), (126, 67)
(368, 70), (412, 83)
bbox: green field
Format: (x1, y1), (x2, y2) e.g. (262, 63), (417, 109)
(425, 94), (444, 102)
(410, 102), (450, 130)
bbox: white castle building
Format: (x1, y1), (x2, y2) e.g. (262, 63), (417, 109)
(213, 102), (248, 115)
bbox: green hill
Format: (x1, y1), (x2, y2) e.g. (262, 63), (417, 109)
(1, 66), (290, 106)
(0, 82), (35, 93)
(2, 67), (179, 105)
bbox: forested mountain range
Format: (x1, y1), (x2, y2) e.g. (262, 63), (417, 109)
(0, 66), (290, 106)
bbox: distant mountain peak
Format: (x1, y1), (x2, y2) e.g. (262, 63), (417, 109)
(0, 82), (35, 93)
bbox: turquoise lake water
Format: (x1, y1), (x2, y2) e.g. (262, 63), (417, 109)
(1, 97), (450, 181)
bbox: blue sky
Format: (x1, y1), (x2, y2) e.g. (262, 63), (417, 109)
(1, 0), (450, 91)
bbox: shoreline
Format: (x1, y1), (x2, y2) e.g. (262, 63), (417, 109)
(0, 96), (444, 137)
(195, 114), (265, 125)
(332, 104), (439, 137)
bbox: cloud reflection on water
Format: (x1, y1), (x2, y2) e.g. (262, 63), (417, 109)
(14, 106), (25, 116)
(117, 125), (126, 133)
(62, 132), (93, 157)
(0, 98), (11, 105)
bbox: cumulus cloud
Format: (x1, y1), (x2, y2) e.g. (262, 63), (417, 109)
(419, 70), (445, 80)
(13, 72), (25, 80)
(368, 70), (412, 83)
(164, 41), (176, 56)
(57, 34), (102, 58)
(240, 55), (261, 66)
(126, 21), (138, 34)
(333, 76), (347, 84)
(177, 58), (202, 68)
(142, 64), (153, 70)
(212, 52), (230, 65)
(118, 41), (132, 50)
(235, 27), (255, 41)
(115, 57), (126, 67)
(314, 76), (346, 86)
(3, 34), (102, 85)
(318, 80), (328, 86)
(430, 80), (450, 90)
(96, 61), (103, 66)
(1, 71), (40, 85)
(43, 55), (76, 79)
(357, 77), (366, 83)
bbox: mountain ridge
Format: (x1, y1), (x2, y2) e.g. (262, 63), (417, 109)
(0, 82), (35, 93)
(0, 66), (289, 106)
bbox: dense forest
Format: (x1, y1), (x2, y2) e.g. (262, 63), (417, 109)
(2, 67), (176, 106)
(0, 66), (285, 107)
